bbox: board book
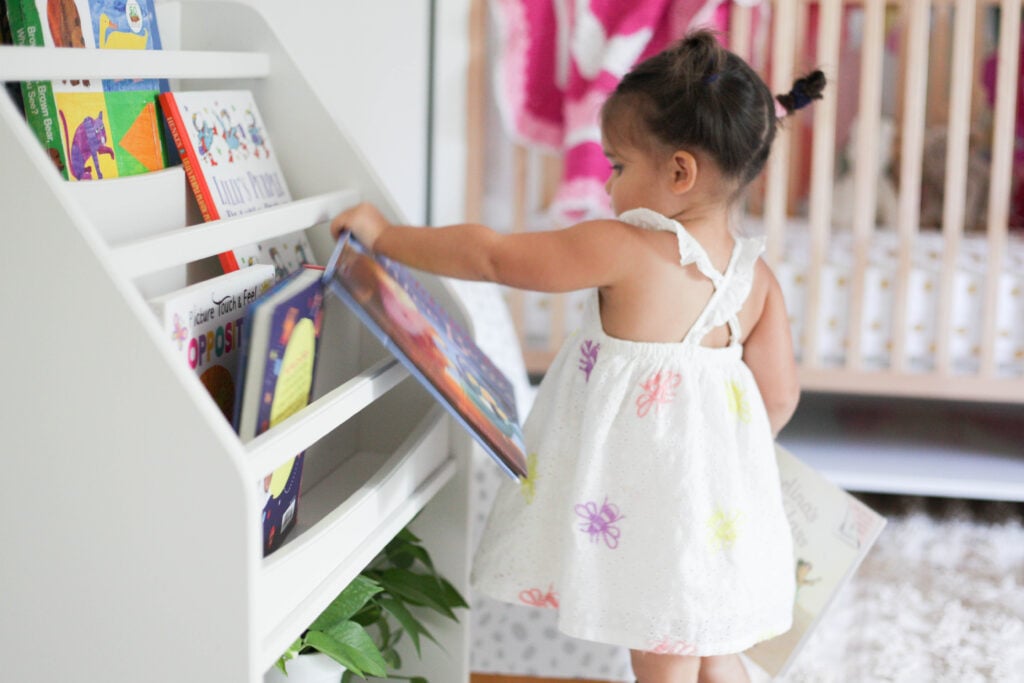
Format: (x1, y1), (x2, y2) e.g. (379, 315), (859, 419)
(158, 89), (316, 275)
(148, 264), (275, 423)
(744, 445), (887, 677)
(323, 233), (528, 480)
(234, 265), (325, 555)
(5, 0), (168, 180)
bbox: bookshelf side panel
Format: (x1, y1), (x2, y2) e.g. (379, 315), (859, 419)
(0, 96), (257, 682)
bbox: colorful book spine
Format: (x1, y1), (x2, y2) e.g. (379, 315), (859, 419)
(234, 265), (325, 555)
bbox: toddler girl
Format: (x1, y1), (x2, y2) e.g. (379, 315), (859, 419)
(331, 30), (824, 683)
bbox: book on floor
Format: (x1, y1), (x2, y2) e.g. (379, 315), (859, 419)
(158, 88), (315, 275)
(323, 232), (528, 480)
(148, 265), (276, 423)
(234, 265), (325, 555)
(744, 445), (887, 677)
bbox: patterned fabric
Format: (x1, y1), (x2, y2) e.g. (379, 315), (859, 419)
(472, 208), (795, 655)
(490, 0), (729, 225)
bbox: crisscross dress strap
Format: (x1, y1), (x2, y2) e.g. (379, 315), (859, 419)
(680, 233), (765, 348)
(615, 208), (765, 348)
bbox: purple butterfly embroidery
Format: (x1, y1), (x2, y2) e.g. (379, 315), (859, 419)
(578, 340), (600, 381)
(575, 496), (624, 549)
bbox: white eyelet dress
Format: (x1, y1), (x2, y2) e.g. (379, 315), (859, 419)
(471, 208), (795, 656)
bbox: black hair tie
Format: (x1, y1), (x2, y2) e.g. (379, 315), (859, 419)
(776, 70), (826, 114)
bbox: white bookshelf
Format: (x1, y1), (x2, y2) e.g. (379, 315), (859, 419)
(0, 2), (472, 681)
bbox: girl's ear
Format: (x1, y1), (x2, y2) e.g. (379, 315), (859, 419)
(670, 150), (698, 195)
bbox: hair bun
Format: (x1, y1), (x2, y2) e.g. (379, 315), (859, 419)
(775, 70), (827, 115)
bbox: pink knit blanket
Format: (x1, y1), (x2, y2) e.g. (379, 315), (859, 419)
(492, 0), (729, 225)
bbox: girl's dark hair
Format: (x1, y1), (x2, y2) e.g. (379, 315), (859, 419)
(602, 30), (825, 190)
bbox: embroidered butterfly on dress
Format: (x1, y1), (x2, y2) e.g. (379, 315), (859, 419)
(636, 370), (682, 417)
(707, 507), (742, 551)
(520, 452), (539, 504)
(726, 379), (751, 423)
(575, 496), (624, 549)
(519, 584), (559, 608)
(578, 339), (600, 381)
(649, 637), (698, 656)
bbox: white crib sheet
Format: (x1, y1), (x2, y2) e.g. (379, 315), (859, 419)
(774, 228), (1024, 376)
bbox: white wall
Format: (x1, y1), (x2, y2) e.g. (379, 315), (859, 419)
(239, 0), (469, 225)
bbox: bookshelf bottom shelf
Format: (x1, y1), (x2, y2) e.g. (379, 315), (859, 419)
(256, 405), (453, 670)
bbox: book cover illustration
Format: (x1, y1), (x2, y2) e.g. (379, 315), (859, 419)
(324, 233), (528, 480)
(158, 89), (315, 275)
(6, 0), (98, 178)
(745, 445), (887, 677)
(235, 266), (325, 555)
(5, 0), (167, 180)
(87, 0), (170, 175)
(148, 264), (275, 423)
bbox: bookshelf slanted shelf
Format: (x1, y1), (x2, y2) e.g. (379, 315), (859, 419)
(0, 2), (471, 682)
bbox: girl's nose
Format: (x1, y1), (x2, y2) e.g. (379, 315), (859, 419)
(604, 176), (613, 195)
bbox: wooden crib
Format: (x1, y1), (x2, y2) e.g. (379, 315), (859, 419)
(466, 0), (1024, 500)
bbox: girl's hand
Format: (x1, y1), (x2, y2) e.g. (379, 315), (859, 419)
(330, 202), (391, 249)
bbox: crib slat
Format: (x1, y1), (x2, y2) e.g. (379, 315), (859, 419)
(802, 0), (843, 370)
(729, 4), (753, 61)
(509, 145), (529, 365)
(846, 0), (887, 371)
(980, 1), (1022, 377)
(465, 0), (488, 225)
(891, 0), (931, 373)
(935, 0), (977, 375)
(764, 0), (798, 268)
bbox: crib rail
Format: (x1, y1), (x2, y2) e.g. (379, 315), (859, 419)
(470, 0), (1024, 403)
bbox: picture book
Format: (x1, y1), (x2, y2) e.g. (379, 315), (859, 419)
(0, 2), (22, 110)
(148, 265), (275, 423)
(744, 445), (887, 677)
(5, 0), (168, 180)
(234, 265), (325, 556)
(324, 233), (528, 480)
(159, 89), (316, 276)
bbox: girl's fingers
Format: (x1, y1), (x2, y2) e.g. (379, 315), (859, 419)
(330, 207), (356, 240)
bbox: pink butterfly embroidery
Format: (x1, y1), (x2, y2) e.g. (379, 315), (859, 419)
(519, 585), (559, 608)
(650, 637), (697, 655)
(636, 370), (682, 417)
(575, 496), (624, 549)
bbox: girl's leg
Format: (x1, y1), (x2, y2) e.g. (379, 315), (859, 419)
(630, 649), (700, 683)
(697, 654), (751, 683)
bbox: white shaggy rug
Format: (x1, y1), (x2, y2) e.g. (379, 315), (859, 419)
(756, 496), (1024, 683)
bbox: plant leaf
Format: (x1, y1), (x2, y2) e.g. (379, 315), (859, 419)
(310, 575), (383, 632)
(304, 623), (389, 678)
(436, 577), (469, 610)
(378, 596), (441, 656)
(377, 570), (458, 620)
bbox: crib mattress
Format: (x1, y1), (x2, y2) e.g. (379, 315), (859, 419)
(775, 228), (1024, 376)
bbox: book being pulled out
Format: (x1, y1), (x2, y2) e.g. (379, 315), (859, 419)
(323, 232), (528, 480)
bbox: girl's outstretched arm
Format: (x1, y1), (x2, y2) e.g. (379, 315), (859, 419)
(743, 261), (800, 436)
(330, 202), (635, 293)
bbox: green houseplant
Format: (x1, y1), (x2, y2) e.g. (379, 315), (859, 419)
(274, 527), (468, 682)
